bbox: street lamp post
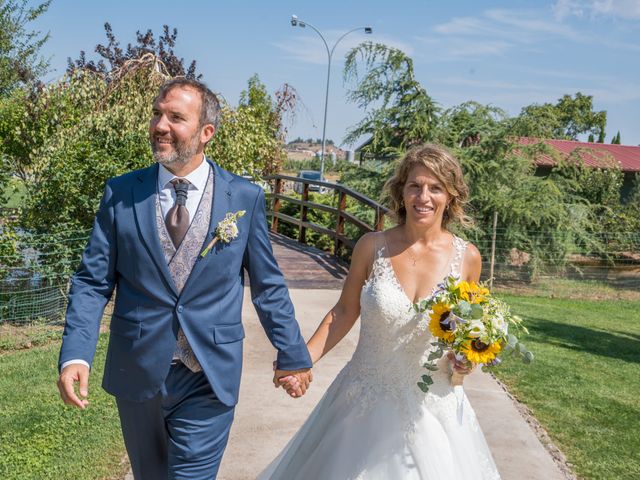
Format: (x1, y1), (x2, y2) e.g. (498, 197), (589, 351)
(290, 15), (372, 178)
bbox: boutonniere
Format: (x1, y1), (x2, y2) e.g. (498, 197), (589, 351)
(200, 210), (246, 257)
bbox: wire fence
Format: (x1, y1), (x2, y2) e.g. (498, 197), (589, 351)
(1, 228), (91, 326)
(0, 226), (638, 326)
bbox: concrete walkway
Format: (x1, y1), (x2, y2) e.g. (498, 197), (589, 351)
(212, 288), (568, 480)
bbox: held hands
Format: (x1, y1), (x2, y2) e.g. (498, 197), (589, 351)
(273, 362), (313, 399)
(57, 364), (90, 409)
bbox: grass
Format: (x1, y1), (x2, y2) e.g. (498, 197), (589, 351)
(495, 277), (640, 301)
(0, 287), (638, 479)
(2, 178), (27, 209)
(493, 295), (640, 480)
(0, 334), (128, 480)
(0, 324), (63, 353)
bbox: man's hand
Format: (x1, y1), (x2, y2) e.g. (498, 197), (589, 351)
(57, 364), (90, 409)
(273, 367), (313, 398)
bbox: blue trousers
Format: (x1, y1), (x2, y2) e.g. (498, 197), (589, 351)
(116, 362), (235, 480)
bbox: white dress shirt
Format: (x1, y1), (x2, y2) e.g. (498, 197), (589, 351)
(157, 155), (211, 222)
(61, 156), (211, 371)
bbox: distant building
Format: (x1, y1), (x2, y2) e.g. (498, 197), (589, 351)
(518, 138), (640, 202)
(284, 141), (346, 161)
(353, 135), (640, 201)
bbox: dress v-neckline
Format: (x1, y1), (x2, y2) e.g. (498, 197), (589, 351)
(383, 235), (459, 305)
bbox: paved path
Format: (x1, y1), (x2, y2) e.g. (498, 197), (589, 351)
(215, 289), (567, 480)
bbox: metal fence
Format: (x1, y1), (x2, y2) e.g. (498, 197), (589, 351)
(1, 225), (638, 326)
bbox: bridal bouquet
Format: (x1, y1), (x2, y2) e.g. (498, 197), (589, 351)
(414, 276), (533, 393)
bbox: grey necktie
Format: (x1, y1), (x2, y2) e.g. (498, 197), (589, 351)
(166, 179), (190, 248)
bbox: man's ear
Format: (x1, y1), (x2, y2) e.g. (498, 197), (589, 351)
(201, 124), (215, 144)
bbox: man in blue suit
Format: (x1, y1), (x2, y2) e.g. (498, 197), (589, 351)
(57, 78), (313, 479)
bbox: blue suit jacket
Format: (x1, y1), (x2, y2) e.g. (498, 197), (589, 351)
(59, 160), (312, 406)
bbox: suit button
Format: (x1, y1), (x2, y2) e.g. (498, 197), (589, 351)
(177, 305), (184, 313)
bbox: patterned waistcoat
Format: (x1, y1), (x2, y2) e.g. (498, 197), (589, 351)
(155, 166), (214, 372)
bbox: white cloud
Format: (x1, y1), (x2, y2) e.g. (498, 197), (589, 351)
(424, 8), (588, 60)
(416, 36), (513, 58)
(554, 0), (640, 20)
(424, 6), (640, 60)
(484, 9), (583, 40)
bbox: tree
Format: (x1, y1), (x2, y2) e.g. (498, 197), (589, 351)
(207, 74), (296, 176)
(611, 131), (621, 144)
(67, 22), (199, 78)
(588, 133), (595, 142)
(433, 101), (507, 148)
(510, 92), (606, 140)
(0, 0), (50, 97)
(343, 42), (438, 156)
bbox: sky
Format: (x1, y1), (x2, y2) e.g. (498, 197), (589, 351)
(31, 0), (640, 148)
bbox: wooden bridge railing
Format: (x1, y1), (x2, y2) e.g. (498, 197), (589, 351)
(263, 174), (391, 256)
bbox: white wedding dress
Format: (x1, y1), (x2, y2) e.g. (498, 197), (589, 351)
(259, 235), (501, 480)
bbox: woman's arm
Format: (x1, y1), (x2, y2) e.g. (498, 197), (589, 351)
(461, 242), (482, 283)
(453, 241), (483, 375)
(306, 232), (377, 364)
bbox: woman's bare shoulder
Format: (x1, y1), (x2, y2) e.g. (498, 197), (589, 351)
(353, 231), (383, 262)
(462, 240), (482, 281)
(464, 241), (481, 261)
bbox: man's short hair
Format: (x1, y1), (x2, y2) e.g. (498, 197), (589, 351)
(155, 78), (221, 130)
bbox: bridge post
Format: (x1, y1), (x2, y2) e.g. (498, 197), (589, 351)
(299, 184), (309, 244)
(335, 191), (347, 255)
(271, 178), (282, 232)
(375, 208), (385, 231)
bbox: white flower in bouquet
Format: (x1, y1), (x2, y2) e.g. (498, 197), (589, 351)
(467, 319), (486, 338)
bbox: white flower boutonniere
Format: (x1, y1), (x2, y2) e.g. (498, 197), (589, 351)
(200, 210), (246, 257)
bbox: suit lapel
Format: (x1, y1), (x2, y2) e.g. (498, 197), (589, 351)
(132, 164), (179, 297)
(181, 160), (234, 294)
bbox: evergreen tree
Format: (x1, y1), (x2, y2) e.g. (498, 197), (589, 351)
(611, 131), (621, 144)
(588, 133), (595, 142)
(343, 42), (438, 156)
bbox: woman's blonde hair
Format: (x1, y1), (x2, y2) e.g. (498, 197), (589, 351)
(383, 144), (470, 228)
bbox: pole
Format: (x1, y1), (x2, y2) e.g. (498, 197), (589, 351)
(489, 210), (498, 290)
(320, 53), (331, 179)
(291, 20), (370, 179)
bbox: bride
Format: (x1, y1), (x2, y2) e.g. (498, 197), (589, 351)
(261, 144), (501, 479)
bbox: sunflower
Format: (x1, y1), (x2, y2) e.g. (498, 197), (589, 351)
(456, 281), (472, 301)
(429, 302), (456, 342)
(472, 285), (490, 304)
(460, 339), (502, 364)
(456, 281), (490, 304)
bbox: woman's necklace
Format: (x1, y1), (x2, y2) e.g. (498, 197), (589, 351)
(406, 243), (421, 267)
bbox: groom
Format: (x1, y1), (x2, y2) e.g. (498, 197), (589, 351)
(57, 78), (312, 479)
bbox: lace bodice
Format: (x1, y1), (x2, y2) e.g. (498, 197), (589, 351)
(340, 234), (469, 421)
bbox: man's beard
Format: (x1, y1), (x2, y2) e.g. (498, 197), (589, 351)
(151, 132), (201, 167)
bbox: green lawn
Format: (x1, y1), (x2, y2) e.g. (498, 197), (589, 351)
(494, 295), (640, 480)
(2, 177), (27, 209)
(0, 295), (638, 479)
(0, 334), (127, 480)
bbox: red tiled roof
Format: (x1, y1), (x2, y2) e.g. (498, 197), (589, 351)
(517, 137), (640, 173)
